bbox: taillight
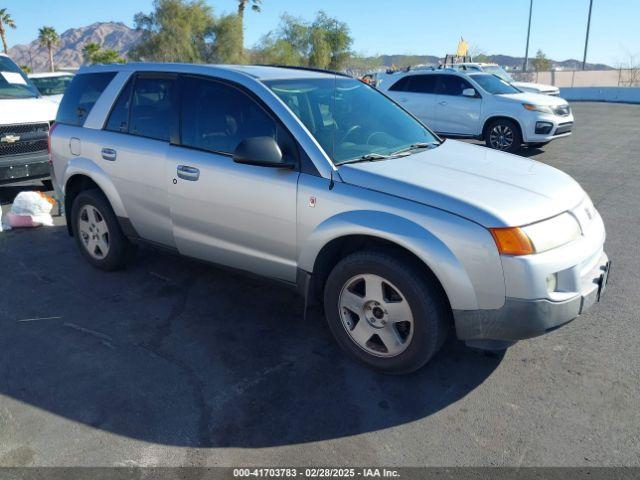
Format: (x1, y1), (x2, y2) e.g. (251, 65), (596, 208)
(48, 122), (57, 165)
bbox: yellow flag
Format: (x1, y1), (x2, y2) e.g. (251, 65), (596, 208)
(456, 37), (469, 57)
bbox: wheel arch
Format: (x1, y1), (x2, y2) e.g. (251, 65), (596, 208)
(298, 211), (479, 312)
(481, 115), (523, 141)
(63, 158), (128, 236)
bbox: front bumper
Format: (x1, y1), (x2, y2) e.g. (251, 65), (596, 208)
(0, 152), (50, 185)
(454, 252), (609, 343)
(521, 111), (574, 143)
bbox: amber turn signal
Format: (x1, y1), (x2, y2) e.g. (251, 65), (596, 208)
(489, 227), (535, 255)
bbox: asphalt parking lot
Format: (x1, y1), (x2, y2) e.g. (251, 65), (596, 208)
(0, 102), (638, 467)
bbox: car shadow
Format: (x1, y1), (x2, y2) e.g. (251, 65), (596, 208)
(517, 146), (546, 158)
(0, 226), (503, 448)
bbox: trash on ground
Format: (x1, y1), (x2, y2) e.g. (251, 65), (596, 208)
(4, 191), (57, 229)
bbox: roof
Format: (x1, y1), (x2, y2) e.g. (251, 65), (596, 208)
(75, 63), (342, 81)
(28, 72), (75, 78)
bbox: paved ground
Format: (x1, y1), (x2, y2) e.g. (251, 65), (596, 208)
(0, 102), (638, 467)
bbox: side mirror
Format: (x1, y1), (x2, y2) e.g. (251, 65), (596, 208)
(233, 136), (295, 169)
(462, 88), (478, 98)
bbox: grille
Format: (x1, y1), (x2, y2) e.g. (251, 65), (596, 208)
(555, 122), (573, 135)
(0, 122), (50, 157)
(552, 105), (571, 116)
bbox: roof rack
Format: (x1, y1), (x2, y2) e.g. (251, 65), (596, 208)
(257, 64), (352, 78)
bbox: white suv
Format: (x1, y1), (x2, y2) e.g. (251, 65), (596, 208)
(381, 70), (573, 153)
(445, 63), (561, 96)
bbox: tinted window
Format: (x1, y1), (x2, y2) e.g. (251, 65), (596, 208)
(56, 72), (116, 126)
(266, 78), (438, 164)
(408, 75), (438, 93)
(181, 77), (281, 155)
(105, 78), (133, 133)
(129, 76), (176, 141)
(389, 76), (411, 92)
(30, 75), (74, 96)
(437, 75), (474, 96)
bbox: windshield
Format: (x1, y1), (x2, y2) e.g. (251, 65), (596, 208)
(481, 65), (514, 82)
(469, 73), (521, 95)
(30, 75), (74, 96)
(265, 77), (439, 165)
(0, 56), (39, 99)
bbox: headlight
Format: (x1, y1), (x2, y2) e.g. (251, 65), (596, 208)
(490, 213), (582, 255)
(523, 103), (553, 114)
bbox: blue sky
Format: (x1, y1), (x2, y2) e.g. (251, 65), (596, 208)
(3, 0), (639, 66)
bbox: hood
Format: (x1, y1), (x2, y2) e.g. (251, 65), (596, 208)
(337, 140), (585, 227)
(512, 81), (560, 94)
(495, 91), (567, 106)
(0, 97), (58, 125)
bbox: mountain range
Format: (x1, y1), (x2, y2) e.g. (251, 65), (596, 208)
(8, 22), (142, 72)
(7, 22), (613, 72)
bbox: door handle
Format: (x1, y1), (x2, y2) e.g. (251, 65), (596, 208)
(438, 101), (448, 106)
(177, 165), (200, 181)
(101, 147), (117, 161)
(399, 97), (408, 103)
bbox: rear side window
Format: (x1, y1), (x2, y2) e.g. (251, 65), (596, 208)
(408, 75), (438, 93)
(180, 76), (284, 155)
(129, 76), (177, 141)
(389, 76), (411, 92)
(56, 72), (116, 126)
(105, 78), (134, 133)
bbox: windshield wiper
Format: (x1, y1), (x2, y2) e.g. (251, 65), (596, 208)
(336, 151), (412, 166)
(391, 142), (439, 156)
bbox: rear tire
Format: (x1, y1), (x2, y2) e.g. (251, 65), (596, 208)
(71, 189), (135, 271)
(485, 119), (522, 154)
(323, 250), (450, 374)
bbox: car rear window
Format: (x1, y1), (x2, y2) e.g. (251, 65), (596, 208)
(56, 72), (116, 126)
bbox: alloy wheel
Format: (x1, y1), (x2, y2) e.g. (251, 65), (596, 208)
(77, 205), (110, 260)
(338, 274), (414, 357)
(489, 124), (515, 150)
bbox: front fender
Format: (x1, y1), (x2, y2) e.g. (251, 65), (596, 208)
(298, 210), (480, 310)
(64, 156), (128, 218)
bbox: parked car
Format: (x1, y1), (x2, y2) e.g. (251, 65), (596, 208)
(380, 69), (573, 153)
(50, 64), (609, 374)
(0, 53), (58, 185)
(443, 63), (561, 96)
(28, 71), (75, 104)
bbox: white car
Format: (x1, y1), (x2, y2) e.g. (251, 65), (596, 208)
(0, 54), (58, 185)
(445, 63), (560, 96)
(28, 71), (74, 104)
(380, 70), (573, 153)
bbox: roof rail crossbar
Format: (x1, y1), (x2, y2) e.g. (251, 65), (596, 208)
(257, 64), (351, 78)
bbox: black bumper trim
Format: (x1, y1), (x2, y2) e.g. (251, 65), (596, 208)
(0, 152), (50, 184)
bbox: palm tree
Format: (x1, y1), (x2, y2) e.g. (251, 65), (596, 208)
(38, 26), (59, 72)
(237, 0), (261, 59)
(0, 8), (17, 54)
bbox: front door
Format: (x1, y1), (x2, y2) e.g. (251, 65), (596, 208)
(167, 76), (300, 282)
(434, 75), (482, 136)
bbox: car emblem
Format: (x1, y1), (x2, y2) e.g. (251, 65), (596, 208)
(308, 196), (317, 208)
(0, 134), (20, 144)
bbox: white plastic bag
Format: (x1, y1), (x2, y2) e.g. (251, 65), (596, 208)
(9, 191), (55, 227)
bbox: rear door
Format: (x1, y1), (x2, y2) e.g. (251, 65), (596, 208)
(167, 75), (300, 281)
(386, 75), (438, 128)
(98, 73), (178, 247)
(434, 75), (482, 136)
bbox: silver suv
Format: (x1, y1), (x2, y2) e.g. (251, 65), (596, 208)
(50, 64), (610, 374)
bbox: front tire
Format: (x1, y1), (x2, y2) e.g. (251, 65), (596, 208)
(71, 189), (135, 271)
(485, 119), (522, 153)
(323, 250), (450, 374)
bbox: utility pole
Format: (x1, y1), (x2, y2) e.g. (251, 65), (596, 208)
(523, 0), (533, 72)
(582, 0), (594, 70)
